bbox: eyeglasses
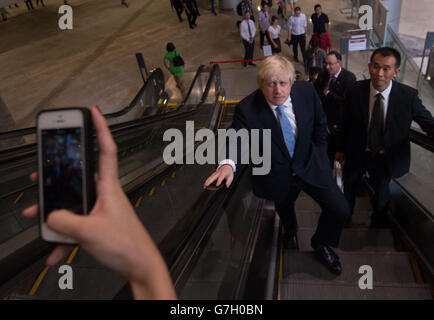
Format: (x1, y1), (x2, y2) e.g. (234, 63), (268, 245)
(324, 61), (338, 66)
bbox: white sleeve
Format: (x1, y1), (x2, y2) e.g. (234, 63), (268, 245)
(218, 159), (236, 173)
(240, 21), (248, 41)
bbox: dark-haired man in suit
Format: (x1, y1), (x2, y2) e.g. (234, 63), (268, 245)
(315, 51), (356, 166)
(204, 55), (349, 275)
(336, 47), (434, 228)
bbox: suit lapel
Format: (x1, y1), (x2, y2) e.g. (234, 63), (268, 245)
(361, 80), (371, 130)
(384, 81), (398, 133)
(290, 88), (301, 157)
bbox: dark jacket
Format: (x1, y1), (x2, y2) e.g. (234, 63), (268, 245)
(315, 68), (356, 131)
(230, 81), (333, 203)
(337, 79), (434, 178)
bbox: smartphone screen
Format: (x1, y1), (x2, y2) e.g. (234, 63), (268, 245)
(41, 127), (84, 219)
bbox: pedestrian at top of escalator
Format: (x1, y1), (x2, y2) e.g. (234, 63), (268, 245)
(164, 42), (186, 95)
(171, 0), (184, 22)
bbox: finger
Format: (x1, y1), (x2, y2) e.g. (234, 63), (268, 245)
(30, 172), (38, 183)
(47, 209), (88, 240)
(225, 175), (233, 188)
(90, 106), (118, 182)
(22, 204), (38, 218)
(203, 172), (218, 188)
(46, 245), (74, 266)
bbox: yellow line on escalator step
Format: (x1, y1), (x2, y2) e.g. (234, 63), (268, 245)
(66, 246), (80, 265)
(171, 171), (176, 178)
(409, 254), (424, 284)
(161, 179), (167, 187)
(14, 192), (24, 204)
(135, 196), (143, 208)
(29, 266), (49, 296)
(179, 165), (184, 171)
(148, 187), (155, 196)
(2, 296), (8, 300)
(224, 100), (240, 104)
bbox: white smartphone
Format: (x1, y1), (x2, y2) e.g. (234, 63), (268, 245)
(37, 108), (95, 244)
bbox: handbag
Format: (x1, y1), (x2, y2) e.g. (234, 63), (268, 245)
(173, 51), (184, 67)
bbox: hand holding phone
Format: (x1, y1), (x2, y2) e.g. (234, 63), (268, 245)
(24, 106), (177, 299)
(37, 108), (95, 244)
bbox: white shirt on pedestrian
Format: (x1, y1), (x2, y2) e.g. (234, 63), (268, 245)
(240, 19), (257, 42)
(288, 13), (307, 35)
(259, 10), (270, 31)
(267, 25), (281, 39)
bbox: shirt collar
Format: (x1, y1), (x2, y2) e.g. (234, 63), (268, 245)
(266, 95), (292, 112)
(332, 67), (342, 79)
(370, 80), (393, 100)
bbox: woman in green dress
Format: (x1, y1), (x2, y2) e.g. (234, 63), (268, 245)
(164, 42), (186, 95)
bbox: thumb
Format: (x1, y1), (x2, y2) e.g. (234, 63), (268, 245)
(47, 209), (87, 240)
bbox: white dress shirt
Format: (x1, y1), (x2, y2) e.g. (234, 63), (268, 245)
(288, 13), (307, 35)
(219, 95), (297, 172)
(259, 10), (270, 31)
(240, 19), (256, 42)
(366, 80), (393, 153)
(369, 80), (392, 125)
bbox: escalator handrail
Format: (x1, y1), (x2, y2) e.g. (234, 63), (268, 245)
(0, 65), (211, 164)
(0, 67), (162, 139)
(104, 67), (165, 119)
(410, 127), (434, 153)
(181, 65), (206, 106)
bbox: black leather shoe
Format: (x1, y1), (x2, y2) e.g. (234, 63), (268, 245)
(283, 233), (299, 250)
(312, 244), (342, 275)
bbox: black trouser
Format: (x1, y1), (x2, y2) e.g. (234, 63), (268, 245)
(25, 0), (34, 10)
(191, 0), (200, 15)
(186, 8), (197, 27)
(291, 33), (306, 61)
(274, 176), (349, 248)
(242, 39), (255, 63)
(343, 152), (391, 225)
(260, 30), (272, 48)
(174, 4), (183, 22)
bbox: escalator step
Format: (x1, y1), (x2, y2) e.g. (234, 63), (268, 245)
(281, 251), (415, 283)
(295, 227), (396, 252)
(280, 279), (432, 300)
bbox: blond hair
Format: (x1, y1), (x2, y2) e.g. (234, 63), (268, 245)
(257, 55), (296, 87)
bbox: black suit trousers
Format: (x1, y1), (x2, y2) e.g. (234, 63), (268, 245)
(274, 176), (349, 248)
(291, 33), (306, 61)
(242, 39), (255, 62)
(343, 152), (391, 224)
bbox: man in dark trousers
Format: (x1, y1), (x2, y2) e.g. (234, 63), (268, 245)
(239, 11), (256, 67)
(336, 47), (434, 228)
(182, 0), (198, 29)
(171, 0), (184, 22)
(315, 51), (356, 166)
(204, 55), (349, 275)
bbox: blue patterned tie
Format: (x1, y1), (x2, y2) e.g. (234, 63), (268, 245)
(277, 105), (295, 157)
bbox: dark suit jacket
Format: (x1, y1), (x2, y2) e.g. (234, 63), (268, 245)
(315, 68), (356, 131)
(230, 81), (333, 203)
(337, 79), (434, 178)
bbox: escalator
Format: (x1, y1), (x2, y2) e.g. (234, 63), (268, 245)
(1, 63), (433, 300)
(0, 63), (218, 298)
